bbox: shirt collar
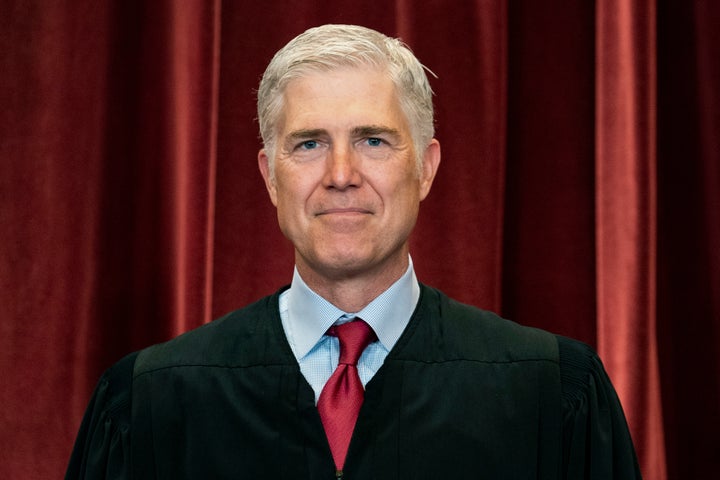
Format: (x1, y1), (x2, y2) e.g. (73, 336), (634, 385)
(286, 257), (420, 359)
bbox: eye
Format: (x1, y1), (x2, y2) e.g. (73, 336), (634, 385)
(366, 137), (383, 147)
(300, 140), (318, 150)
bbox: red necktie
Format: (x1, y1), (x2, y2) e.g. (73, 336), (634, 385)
(317, 320), (377, 473)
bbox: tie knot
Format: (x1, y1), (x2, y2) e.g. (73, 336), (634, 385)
(329, 320), (376, 366)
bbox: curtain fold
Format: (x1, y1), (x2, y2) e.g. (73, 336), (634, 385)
(595, 2), (666, 479)
(126, 0), (220, 335)
(656, 1), (720, 477)
(158, 0), (221, 332)
(0, 1), (113, 474)
(405, 0), (508, 312)
(503, 0), (597, 343)
(1, 1), (718, 477)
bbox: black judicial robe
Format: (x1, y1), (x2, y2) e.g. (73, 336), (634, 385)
(66, 285), (642, 479)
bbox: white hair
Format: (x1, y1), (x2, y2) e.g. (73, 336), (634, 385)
(257, 24), (435, 172)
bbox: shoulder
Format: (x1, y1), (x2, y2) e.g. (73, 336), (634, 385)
(416, 286), (632, 426)
(134, 289), (290, 376)
(418, 287), (622, 410)
(554, 336), (636, 450)
(65, 350), (139, 476)
(94, 351), (139, 425)
(406, 285), (559, 363)
(555, 335), (617, 405)
(554, 336), (642, 475)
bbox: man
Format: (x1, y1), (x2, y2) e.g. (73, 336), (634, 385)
(67, 24), (641, 479)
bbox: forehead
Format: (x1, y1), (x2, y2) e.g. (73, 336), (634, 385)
(278, 66), (407, 132)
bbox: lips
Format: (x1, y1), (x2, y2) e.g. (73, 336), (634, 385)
(317, 207), (372, 216)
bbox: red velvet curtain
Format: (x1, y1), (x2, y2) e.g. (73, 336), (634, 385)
(1, 1), (718, 478)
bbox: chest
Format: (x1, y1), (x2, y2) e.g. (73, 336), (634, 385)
(130, 359), (562, 479)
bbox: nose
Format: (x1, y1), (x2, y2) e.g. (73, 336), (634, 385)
(323, 145), (362, 190)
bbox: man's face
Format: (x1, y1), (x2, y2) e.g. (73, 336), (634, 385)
(258, 66), (440, 285)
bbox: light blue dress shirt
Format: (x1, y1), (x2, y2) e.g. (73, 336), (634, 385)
(279, 258), (420, 403)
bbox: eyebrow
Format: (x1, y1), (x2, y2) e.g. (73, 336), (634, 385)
(286, 125), (400, 139)
(351, 125), (401, 138)
(286, 128), (328, 141)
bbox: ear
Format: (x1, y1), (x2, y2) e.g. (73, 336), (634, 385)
(418, 139), (441, 201)
(258, 149), (278, 206)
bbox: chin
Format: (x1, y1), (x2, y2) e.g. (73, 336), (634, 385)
(306, 250), (377, 277)
(322, 252), (372, 271)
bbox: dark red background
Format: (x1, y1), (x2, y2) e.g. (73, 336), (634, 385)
(1, 1), (718, 478)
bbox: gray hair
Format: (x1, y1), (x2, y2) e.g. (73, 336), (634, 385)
(257, 24), (435, 169)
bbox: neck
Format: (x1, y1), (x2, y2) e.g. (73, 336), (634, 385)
(296, 255), (409, 312)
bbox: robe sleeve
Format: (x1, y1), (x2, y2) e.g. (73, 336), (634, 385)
(557, 336), (642, 479)
(65, 352), (138, 480)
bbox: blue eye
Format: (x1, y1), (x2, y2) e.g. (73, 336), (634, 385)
(301, 140), (318, 150)
(367, 138), (382, 147)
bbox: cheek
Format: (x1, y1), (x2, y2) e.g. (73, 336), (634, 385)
(380, 174), (421, 206)
(274, 199), (305, 244)
(276, 193), (303, 225)
(274, 164), (323, 206)
(275, 174), (304, 205)
(274, 180), (316, 231)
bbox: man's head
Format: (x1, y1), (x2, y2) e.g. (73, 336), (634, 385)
(257, 24), (435, 175)
(256, 25), (440, 301)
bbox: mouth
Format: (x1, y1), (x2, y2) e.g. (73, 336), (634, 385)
(316, 207), (373, 216)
